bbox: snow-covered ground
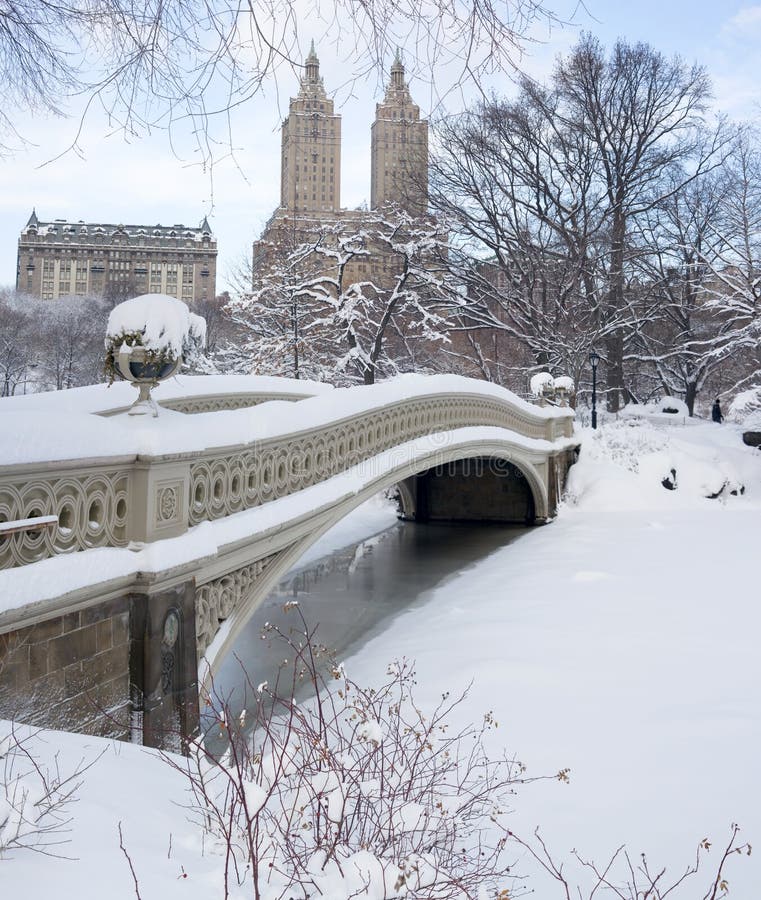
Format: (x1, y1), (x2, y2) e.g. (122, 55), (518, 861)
(2, 414), (759, 897)
(347, 417), (761, 895)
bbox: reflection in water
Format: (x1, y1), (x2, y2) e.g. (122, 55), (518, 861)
(206, 521), (528, 749)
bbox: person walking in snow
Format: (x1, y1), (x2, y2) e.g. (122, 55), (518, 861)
(712, 398), (724, 423)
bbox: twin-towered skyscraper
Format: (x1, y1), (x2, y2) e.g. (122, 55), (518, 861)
(277, 43), (429, 218)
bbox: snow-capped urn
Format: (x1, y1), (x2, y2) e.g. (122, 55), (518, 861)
(104, 294), (206, 417)
(552, 375), (575, 406)
(530, 372), (574, 406)
(529, 372), (554, 403)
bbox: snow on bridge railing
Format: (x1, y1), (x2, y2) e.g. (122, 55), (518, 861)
(0, 373), (329, 418)
(0, 375), (574, 569)
(0, 515), (58, 536)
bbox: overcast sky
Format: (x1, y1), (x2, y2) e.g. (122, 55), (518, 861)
(0, 0), (758, 294)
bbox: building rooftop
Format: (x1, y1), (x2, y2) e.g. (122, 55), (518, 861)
(20, 212), (215, 241)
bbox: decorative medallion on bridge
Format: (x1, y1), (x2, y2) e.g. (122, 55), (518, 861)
(160, 609), (181, 694)
(157, 486), (179, 523)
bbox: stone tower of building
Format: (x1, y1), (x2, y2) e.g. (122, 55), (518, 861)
(370, 50), (429, 215)
(280, 42), (342, 213)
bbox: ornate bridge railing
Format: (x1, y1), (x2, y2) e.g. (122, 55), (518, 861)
(187, 393), (569, 525)
(0, 376), (574, 570)
(0, 459), (133, 568)
(102, 390), (319, 417)
(0, 374), (577, 749)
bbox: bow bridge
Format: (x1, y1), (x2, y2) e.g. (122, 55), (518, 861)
(0, 374), (577, 748)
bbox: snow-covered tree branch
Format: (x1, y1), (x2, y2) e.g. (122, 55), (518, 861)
(225, 210), (459, 385)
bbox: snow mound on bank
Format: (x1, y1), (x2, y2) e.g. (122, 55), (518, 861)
(619, 395), (689, 421)
(0, 720), (221, 898)
(729, 386), (761, 425)
(566, 418), (761, 510)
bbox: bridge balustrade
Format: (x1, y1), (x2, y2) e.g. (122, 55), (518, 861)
(0, 385), (573, 570)
(0, 377), (577, 749)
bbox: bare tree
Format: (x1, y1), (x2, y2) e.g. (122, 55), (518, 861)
(431, 36), (731, 408)
(102, 278), (139, 309)
(192, 292), (239, 357)
(0, 720), (101, 858)
(510, 825), (750, 900)
(553, 35), (727, 409)
(35, 295), (110, 390)
(225, 237), (334, 380)
(0, 0), (557, 163)
(627, 166), (727, 413)
(0, 291), (109, 394)
(309, 210), (456, 385)
(696, 129), (761, 396)
(431, 89), (610, 391)
(172, 605), (549, 899)
(0, 292), (37, 396)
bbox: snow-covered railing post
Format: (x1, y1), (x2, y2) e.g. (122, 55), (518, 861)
(128, 458), (192, 543)
(530, 372), (555, 407)
(552, 375), (575, 408)
(105, 294), (206, 417)
(529, 372), (575, 408)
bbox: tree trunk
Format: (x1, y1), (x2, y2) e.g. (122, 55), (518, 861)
(606, 211), (627, 412)
(684, 381), (697, 417)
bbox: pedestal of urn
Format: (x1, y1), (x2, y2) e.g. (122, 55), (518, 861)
(115, 345), (182, 417)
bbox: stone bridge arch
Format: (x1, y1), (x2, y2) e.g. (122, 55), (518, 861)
(1, 374), (577, 748)
(198, 438), (558, 680)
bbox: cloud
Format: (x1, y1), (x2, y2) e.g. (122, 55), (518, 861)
(711, 5), (761, 119)
(721, 4), (761, 33)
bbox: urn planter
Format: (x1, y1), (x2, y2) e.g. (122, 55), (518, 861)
(115, 345), (182, 417)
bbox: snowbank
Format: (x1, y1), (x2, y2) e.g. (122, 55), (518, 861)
(341, 418), (761, 895)
(0, 721), (222, 898)
(619, 395), (689, 421)
(728, 386), (761, 424)
(3, 416), (760, 897)
(565, 418), (760, 510)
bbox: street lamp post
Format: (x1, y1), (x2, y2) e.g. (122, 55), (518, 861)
(589, 350), (600, 429)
